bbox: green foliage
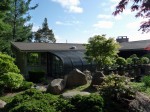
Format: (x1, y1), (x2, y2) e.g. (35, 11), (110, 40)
(70, 94), (104, 112)
(4, 0), (38, 42)
(55, 98), (74, 112)
(35, 18), (56, 43)
(0, 72), (24, 89)
(141, 76), (150, 87)
(0, 53), (20, 75)
(4, 89), (58, 112)
(126, 57), (133, 65)
(99, 74), (135, 100)
(85, 35), (120, 70)
(141, 57), (149, 64)
(17, 81), (34, 90)
(116, 57), (127, 67)
(28, 71), (45, 83)
(3, 88), (104, 112)
(9, 99), (56, 112)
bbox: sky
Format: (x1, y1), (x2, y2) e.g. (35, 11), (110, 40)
(29, 0), (150, 43)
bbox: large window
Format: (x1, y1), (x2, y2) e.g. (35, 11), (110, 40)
(27, 53), (40, 66)
(52, 56), (63, 76)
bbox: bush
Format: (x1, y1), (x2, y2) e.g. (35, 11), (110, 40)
(0, 53), (20, 75)
(55, 98), (74, 112)
(4, 89), (58, 112)
(141, 57), (149, 64)
(28, 71), (45, 83)
(9, 99), (56, 112)
(142, 76), (150, 87)
(99, 74), (135, 100)
(116, 57), (127, 67)
(17, 81), (34, 91)
(0, 72), (24, 90)
(70, 94), (104, 112)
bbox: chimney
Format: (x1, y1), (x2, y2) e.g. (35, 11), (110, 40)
(116, 36), (129, 43)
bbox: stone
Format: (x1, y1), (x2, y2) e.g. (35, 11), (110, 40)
(46, 78), (66, 95)
(83, 69), (92, 81)
(66, 69), (88, 88)
(62, 91), (90, 99)
(91, 71), (105, 86)
(129, 92), (150, 112)
(0, 100), (6, 108)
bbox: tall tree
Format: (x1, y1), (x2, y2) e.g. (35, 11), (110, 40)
(85, 35), (120, 70)
(35, 18), (56, 43)
(113, 0), (150, 33)
(4, 0), (38, 42)
(0, 0), (37, 54)
(0, 0), (12, 53)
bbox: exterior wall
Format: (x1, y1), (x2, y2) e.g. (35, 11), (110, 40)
(12, 47), (48, 78)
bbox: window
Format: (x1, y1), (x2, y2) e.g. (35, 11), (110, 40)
(27, 53), (40, 66)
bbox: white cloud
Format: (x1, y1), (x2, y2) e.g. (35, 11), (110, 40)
(114, 15), (122, 20)
(98, 14), (111, 19)
(69, 5), (83, 13)
(52, 0), (83, 13)
(129, 33), (150, 42)
(123, 9), (132, 15)
(32, 25), (39, 32)
(56, 21), (64, 25)
(126, 21), (141, 29)
(93, 21), (114, 29)
(55, 20), (80, 26)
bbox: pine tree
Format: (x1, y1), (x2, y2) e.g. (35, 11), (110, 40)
(35, 18), (56, 43)
(4, 0), (38, 42)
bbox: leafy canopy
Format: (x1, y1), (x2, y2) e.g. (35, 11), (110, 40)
(113, 0), (150, 33)
(85, 35), (120, 70)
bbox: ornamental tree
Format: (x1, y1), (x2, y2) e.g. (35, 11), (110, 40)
(113, 0), (150, 33)
(85, 35), (120, 70)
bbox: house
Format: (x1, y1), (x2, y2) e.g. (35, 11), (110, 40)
(11, 42), (94, 78)
(117, 36), (150, 58)
(11, 37), (150, 78)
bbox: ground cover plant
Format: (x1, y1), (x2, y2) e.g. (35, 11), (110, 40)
(1, 89), (104, 112)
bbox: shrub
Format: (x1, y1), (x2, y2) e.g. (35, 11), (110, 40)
(116, 57), (127, 67)
(0, 53), (20, 75)
(55, 98), (74, 112)
(17, 81), (34, 91)
(142, 76), (150, 87)
(70, 94), (104, 112)
(4, 89), (59, 112)
(9, 99), (57, 112)
(28, 71), (45, 83)
(141, 57), (149, 64)
(99, 74), (135, 100)
(0, 72), (24, 90)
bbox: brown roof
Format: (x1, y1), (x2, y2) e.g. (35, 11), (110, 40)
(11, 42), (86, 52)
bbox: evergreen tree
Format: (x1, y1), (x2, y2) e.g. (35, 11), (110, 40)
(4, 0), (38, 42)
(0, 0), (37, 54)
(35, 18), (56, 43)
(0, 0), (12, 53)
